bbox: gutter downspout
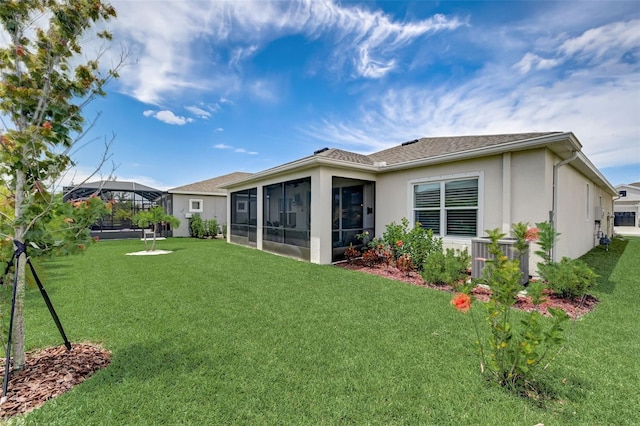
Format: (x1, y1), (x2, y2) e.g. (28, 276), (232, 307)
(550, 151), (579, 262)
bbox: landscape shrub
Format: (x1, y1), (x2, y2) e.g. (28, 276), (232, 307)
(189, 214), (205, 239)
(204, 218), (219, 237)
(344, 244), (360, 264)
(422, 248), (470, 287)
(382, 218), (442, 271)
(538, 257), (598, 299)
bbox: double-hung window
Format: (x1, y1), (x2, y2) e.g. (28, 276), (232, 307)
(412, 177), (479, 237)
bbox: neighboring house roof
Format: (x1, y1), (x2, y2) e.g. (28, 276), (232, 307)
(63, 180), (163, 202)
(222, 132), (616, 196)
(615, 183), (640, 203)
(168, 172), (253, 196)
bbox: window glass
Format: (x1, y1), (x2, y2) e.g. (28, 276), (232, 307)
(414, 183), (440, 208)
(412, 177), (479, 237)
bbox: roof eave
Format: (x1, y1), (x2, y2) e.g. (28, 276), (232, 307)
(379, 132), (579, 172)
(221, 156), (377, 188)
(168, 190), (227, 196)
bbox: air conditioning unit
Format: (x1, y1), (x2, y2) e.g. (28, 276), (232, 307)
(471, 238), (529, 285)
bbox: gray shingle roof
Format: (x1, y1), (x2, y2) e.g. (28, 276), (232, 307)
(169, 172), (253, 193)
(368, 132), (561, 165)
(315, 148), (375, 165)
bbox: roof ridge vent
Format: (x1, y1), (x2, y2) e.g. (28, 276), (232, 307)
(401, 139), (419, 146)
(314, 147), (329, 155)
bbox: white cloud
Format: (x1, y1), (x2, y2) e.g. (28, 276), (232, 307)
(559, 19), (640, 59)
(305, 18), (640, 171)
(214, 144), (258, 155)
(215, 128), (224, 132)
(185, 105), (211, 119)
(234, 148), (258, 155)
(144, 110), (194, 125)
(109, 0), (463, 103)
(516, 19), (640, 75)
(514, 53), (560, 74)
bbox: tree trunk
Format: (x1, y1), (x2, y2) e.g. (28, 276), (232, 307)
(12, 169), (27, 371)
(151, 223), (158, 251)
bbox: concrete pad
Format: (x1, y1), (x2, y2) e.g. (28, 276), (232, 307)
(126, 250), (173, 256)
(614, 226), (640, 237)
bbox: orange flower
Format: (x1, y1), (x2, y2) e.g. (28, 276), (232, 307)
(451, 293), (472, 313)
(42, 121), (52, 130)
(525, 227), (540, 242)
(396, 240), (403, 247)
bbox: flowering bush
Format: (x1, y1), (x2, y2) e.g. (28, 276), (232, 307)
(451, 293), (472, 313)
(452, 226), (569, 395)
(382, 217), (442, 271)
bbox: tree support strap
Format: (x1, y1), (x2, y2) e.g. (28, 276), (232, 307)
(1, 240), (71, 403)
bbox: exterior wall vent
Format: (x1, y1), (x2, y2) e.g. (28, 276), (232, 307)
(314, 147), (329, 155)
(471, 238), (529, 284)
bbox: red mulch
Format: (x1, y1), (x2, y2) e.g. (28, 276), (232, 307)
(336, 260), (598, 319)
(0, 343), (110, 418)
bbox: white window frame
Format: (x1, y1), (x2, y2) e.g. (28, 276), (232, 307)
(408, 171), (484, 241)
(189, 198), (203, 213)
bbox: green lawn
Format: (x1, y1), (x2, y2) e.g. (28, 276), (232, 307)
(8, 236), (640, 424)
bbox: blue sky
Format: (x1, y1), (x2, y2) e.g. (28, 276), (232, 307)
(58, 1), (640, 189)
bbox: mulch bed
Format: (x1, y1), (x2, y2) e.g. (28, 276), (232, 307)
(336, 260), (598, 319)
(0, 343), (110, 419)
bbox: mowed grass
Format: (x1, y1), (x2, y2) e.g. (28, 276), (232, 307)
(10, 236), (640, 424)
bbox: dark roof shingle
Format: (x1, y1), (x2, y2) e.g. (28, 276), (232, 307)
(169, 172), (253, 193)
(369, 132), (561, 165)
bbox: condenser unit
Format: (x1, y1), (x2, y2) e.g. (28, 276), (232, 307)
(471, 238), (530, 285)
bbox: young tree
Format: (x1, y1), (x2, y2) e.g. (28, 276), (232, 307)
(0, 0), (119, 371)
(132, 207), (180, 252)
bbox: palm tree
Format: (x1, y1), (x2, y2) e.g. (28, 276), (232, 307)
(132, 207), (180, 251)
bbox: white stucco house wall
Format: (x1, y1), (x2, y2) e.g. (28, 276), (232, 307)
(614, 182), (640, 228)
(221, 132), (616, 273)
(165, 172), (252, 237)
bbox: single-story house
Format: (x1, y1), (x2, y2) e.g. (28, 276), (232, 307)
(221, 132), (617, 273)
(165, 172), (252, 237)
(613, 182), (640, 227)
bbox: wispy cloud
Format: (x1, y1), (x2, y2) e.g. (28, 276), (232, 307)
(110, 0), (463, 104)
(214, 143), (258, 155)
(304, 18), (640, 170)
(185, 105), (211, 119)
(143, 109), (194, 125)
(515, 19), (640, 74)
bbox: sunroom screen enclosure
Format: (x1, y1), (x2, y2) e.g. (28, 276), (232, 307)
(332, 178), (375, 262)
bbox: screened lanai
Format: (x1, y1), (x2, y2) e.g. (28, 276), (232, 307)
(63, 181), (166, 239)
